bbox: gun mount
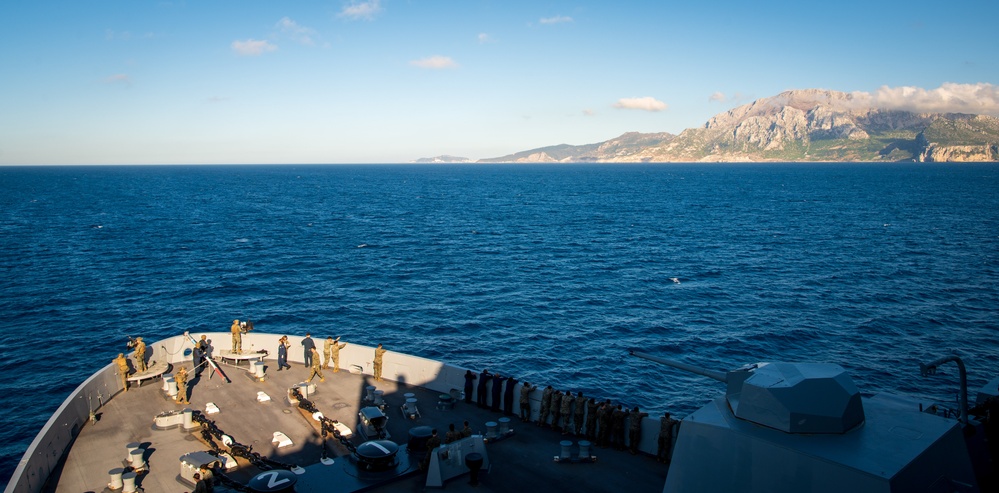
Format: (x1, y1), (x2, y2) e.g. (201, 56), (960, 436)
(630, 350), (864, 433)
(630, 350), (981, 492)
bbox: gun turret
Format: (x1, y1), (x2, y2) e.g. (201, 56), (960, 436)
(630, 350), (865, 434)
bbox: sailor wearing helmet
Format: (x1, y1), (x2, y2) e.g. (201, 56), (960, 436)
(230, 319), (242, 353)
(133, 337), (147, 372)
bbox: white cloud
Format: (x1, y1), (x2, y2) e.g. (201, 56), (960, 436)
(582, 109), (596, 116)
(231, 39), (277, 56)
(540, 15), (573, 24)
(276, 17), (317, 45)
(410, 55), (458, 69)
(709, 92), (726, 102)
(614, 97), (667, 112)
(851, 83), (999, 115)
(104, 74), (131, 85)
(339, 0), (383, 20)
(478, 33), (493, 43)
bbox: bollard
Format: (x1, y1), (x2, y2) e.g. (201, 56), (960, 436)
(122, 471), (137, 493)
(298, 382), (310, 399)
(498, 417), (511, 434)
(365, 385), (376, 401)
(560, 440), (573, 460)
(404, 398), (418, 415)
(167, 378), (178, 398)
(129, 448), (146, 470)
(161, 374), (172, 391)
(183, 408), (195, 429)
(252, 361), (265, 379)
(485, 421), (498, 439)
(578, 440), (591, 458)
(125, 442), (141, 462)
(373, 389), (385, 406)
(108, 467), (124, 489)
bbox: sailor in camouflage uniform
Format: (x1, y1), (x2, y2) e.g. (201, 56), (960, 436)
(657, 412), (678, 463)
(230, 319), (242, 353)
(307, 347), (325, 383)
(573, 392), (586, 435)
(133, 337), (147, 372)
(585, 398), (598, 440)
(373, 343), (386, 381)
(330, 337), (346, 372)
(550, 390), (563, 431)
(114, 353), (130, 392)
(538, 385), (553, 427)
(628, 406), (649, 454)
(520, 381), (536, 422)
(560, 391), (575, 435)
(175, 366), (189, 404)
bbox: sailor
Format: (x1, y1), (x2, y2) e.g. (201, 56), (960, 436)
(199, 335), (213, 360)
(503, 375), (518, 416)
(330, 337), (347, 372)
(277, 336), (291, 371)
(133, 337), (147, 372)
(198, 464), (215, 493)
(422, 428), (441, 470)
(657, 412), (678, 463)
(520, 381), (536, 422)
(464, 370), (477, 404)
(550, 390), (563, 432)
(230, 319), (242, 353)
(573, 392), (587, 436)
(192, 472), (207, 493)
(538, 385), (553, 427)
(373, 343), (386, 381)
(322, 336), (333, 369)
(594, 401), (608, 445)
(491, 374), (507, 412)
(611, 404), (626, 450)
(476, 369), (492, 408)
(307, 347), (324, 383)
(560, 391), (575, 435)
(175, 367), (189, 404)
(585, 398), (598, 440)
(114, 353), (130, 392)
(460, 420), (473, 438)
(302, 333), (316, 368)
(600, 400), (615, 447)
(444, 423), (461, 444)
(628, 406), (649, 455)
(193, 335), (206, 377)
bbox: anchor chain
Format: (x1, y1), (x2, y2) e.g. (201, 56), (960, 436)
(190, 411), (298, 471)
(291, 388), (358, 455)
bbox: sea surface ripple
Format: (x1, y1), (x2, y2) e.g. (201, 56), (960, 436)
(1, 163), (998, 482)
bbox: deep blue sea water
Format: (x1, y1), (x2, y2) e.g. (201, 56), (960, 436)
(2, 163), (998, 483)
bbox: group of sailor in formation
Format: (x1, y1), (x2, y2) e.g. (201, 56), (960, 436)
(465, 368), (678, 462)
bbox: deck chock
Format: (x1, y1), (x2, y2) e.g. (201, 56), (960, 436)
(205, 402), (220, 414)
(256, 391), (271, 403)
(272, 431), (293, 448)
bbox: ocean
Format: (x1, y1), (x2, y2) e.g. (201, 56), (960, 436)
(2, 162), (998, 483)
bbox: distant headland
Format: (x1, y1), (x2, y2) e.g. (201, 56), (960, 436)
(417, 89), (999, 163)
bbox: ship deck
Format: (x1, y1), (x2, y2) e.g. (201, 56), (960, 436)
(43, 359), (668, 493)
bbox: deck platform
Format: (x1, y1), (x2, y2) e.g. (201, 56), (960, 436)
(125, 360), (170, 387)
(41, 359), (668, 493)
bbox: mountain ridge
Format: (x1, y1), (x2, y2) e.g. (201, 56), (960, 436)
(423, 89), (999, 163)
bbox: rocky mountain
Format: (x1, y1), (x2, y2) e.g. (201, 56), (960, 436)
(474, 89), (999, 163)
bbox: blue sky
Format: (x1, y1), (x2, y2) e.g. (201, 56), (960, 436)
(1, 0), (997, 164)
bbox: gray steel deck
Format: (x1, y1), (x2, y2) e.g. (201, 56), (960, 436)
(42, 359), (668, 493)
